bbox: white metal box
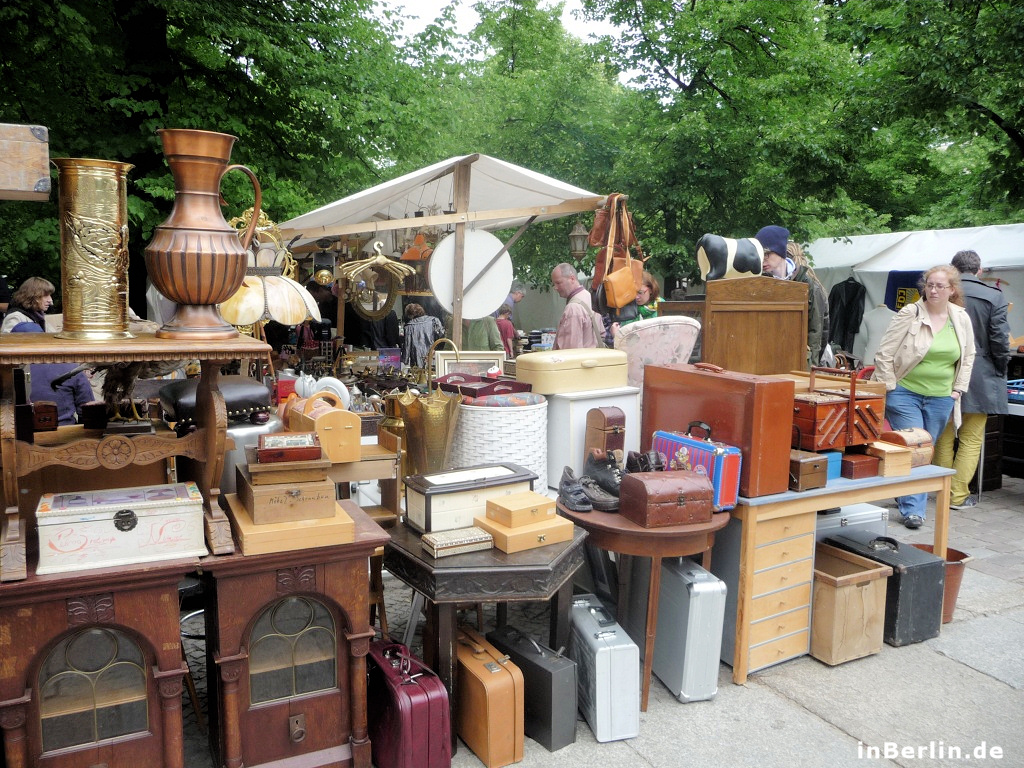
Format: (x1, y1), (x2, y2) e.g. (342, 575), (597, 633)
(35, 482), (207, 575)
(516, 349), (627, 394)
(545, 387), (640, 488)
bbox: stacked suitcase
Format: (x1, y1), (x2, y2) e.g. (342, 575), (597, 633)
(568, 593), (640, 742)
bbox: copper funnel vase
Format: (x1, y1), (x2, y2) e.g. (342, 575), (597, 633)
(399, 388), (461, 476)
(144, 128), (262, 339)
(52, 158), (134, 340)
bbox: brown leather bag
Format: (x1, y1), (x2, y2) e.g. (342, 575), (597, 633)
(618, 470), (714, 528)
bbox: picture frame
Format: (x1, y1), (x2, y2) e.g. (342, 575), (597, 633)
(433, 350), (506, 378)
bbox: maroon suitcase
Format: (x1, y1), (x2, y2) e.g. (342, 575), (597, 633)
(642, 363), (795, 497)
(367, 639), (452, 768)
(618, 470), (714, 527)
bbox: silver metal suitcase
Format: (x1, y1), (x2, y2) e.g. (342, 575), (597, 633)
(568, 593), (639, 742)
(620, 557), (726, 702)
(814, 503), (888, 543)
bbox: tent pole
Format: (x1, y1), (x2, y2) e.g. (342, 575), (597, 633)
(450, 161), (472, 349)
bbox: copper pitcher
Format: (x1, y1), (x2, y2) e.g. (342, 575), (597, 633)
(144, 128), (262, 339)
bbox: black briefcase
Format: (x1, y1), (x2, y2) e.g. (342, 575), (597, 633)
(824, 532), (945, 647)
(486, 623), (577, 752)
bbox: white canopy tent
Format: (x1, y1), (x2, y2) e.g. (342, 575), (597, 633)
(808, 223), (1024, 338)
(278, 154), (604, 345)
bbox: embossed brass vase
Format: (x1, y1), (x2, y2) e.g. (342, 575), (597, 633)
(144, 128), (262, 339)
(52, 158), (134, 340)
(398, 388), (461, 476)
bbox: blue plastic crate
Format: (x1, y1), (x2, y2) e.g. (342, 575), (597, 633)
(1009, 379), (1024, 404)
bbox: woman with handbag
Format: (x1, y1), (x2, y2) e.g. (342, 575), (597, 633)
(872, 265), (975, 529)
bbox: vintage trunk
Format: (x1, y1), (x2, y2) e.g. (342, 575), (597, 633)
(864, 441), (913, 477)
(841, 453), (880, 479)
(788, 450), (828, 492)
(456, 626), (525, 768)
(485, 490), (556, 528)
(486, 624), (578, 753)
(367, 639), (452, 768)
(404, 463), (536, 534)
(650, 428), (741, 511)
(35, 481), (206, 575)
(810, 543), (893, 665)
(617, 470), (714, 527)
(583, 406), (626, 462)
(473, 514), (574, 554)
(824, 531), (945, 647)
(515, 348), (628, 394)
(879, 428), (934, 468)
(235, 465), (336, 524)
(223, 493), (355, 555)
(0, 123), (51, 201)
(642, 363), (794, 497)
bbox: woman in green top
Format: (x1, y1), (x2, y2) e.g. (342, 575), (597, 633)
(872, 264), (976, 528)
(616, 271), (663, 331)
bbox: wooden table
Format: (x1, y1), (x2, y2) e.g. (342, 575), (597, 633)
(383, 523), (586, 751)
(556, 504), (731, 711)
(719, 465), (954, 684)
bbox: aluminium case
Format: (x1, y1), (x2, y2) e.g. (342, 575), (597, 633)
(568, 593), (639, 742)
(814, 503), (888, 544)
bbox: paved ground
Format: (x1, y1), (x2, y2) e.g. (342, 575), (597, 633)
(182, 474), (1024, 768)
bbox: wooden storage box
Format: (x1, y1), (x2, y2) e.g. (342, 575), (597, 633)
(223, 493), (355, 555)
(879, 428), (934, 468)
(256, 431), (322, 463)
(404, 463), (537, 533)
(473, 514), (574, 554)
(243, 445), (330, 485)
(793, 393), (850, 451)
(811, 543), (893, 665)
(515, 349), (627, 394)
(285, 393), (361, 463)
(485, 490), (556, 528)
(774, 370), (887, 398)
(864, 441), (913, 477)
(0, 123), (51, 201)
(841, 453), (879, 479)
(421, 526), (494, 558)
(35, 482), (206, 575)
(236, 465), (336, 524)
(789, 450), (828, 491)
(583, 406), (626, 461)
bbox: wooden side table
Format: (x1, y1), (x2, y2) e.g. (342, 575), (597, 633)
(556, 504), (730, 711)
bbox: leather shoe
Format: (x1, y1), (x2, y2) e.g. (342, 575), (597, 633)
(626, 450), (667, 473)
(558, 466), (593, 513)
(579, 475), (619, 512)
(902, 514), (924, 529)
(583, 449), (622, 496)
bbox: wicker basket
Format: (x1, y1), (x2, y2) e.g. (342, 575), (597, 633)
(451, 400), (547, 490)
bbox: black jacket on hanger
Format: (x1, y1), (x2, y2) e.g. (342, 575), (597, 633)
(828, 277), (866, 353)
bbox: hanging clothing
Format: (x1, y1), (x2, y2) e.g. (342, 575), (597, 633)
(827, 277), (866, 353)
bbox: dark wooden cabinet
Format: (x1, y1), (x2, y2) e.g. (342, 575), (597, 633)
(1003, 414), (1024, 479)
(203, 502), (388, 768)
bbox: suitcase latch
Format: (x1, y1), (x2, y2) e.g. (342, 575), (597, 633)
(484, 662), (502, 673)
(594, 630), (617, 640)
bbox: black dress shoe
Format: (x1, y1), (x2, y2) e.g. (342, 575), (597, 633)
(558, 466), (593, 512)
(583, 449), (622, 496)
(626, 450), (667, 473)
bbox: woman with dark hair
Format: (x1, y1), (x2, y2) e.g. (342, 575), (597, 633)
(1, 276), (55, 333)
(402, 302), (444, 368)
(873, 264), (976, 529)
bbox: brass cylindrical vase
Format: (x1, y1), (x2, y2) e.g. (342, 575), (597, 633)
(399, 389), (461, 476)
(53, 158), (135, 340)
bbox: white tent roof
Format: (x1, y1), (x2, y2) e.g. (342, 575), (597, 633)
(809, 223), (1024, 336)
(278, 153), (604, 248)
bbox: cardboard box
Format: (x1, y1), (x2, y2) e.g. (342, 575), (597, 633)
(0, 123), (51, 201)
(236, 465), (336, 524)
(35, 482), (206, 575)
(485, 491), (556, 528)
(224, 493), (354, 555)
(811, 543), (893, 665)
(473, 514), (573, 554)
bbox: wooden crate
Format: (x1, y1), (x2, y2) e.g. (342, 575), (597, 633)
(811, 543), (892, 665)
(235, 465), (335, 524)
(864, 441), (912, 477)
(0, 123), (51, 201)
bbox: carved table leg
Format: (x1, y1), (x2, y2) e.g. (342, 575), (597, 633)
(154, 665), (186, 768)
(0, 694), (30, 768)
(215, 654), (246, 768)
(346, 629), (374, 768)
(197, 360), (234, 554)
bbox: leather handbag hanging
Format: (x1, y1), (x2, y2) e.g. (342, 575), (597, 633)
(600, 196), (638, 308)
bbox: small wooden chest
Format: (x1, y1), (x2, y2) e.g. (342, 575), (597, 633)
(224, 493), (355, 555)
(35, 482), (206, 575)
(793, 392), (849, 451)
(617, 470), (714, 527)
(865, 441), (913, 477)
(485, 491), (556, 528)
(473, 514), (574, 554)
(841, 453), (880, 480)
(789, 450), (828, 491)
(236, 465), (336, 524)
(0, 123), (51, 201)
(255, 431), (322, 463)
(879, 428), (934, 468)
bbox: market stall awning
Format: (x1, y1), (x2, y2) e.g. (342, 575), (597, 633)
(278, 154), (604, 248)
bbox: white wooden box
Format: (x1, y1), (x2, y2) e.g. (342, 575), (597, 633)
(403, 463), (536, 533)
(35, 482), (207, 575)
(546, 386), (640, 488)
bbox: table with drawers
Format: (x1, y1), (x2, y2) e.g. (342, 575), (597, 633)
(712, 465), (954, 684)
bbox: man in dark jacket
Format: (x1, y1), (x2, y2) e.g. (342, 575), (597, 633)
(934, 250), (1011, 508)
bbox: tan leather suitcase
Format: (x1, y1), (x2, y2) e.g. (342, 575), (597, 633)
(456, 626), (525, 768)
(584, 406), (626, 462)
(641, 362), (795, 497)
